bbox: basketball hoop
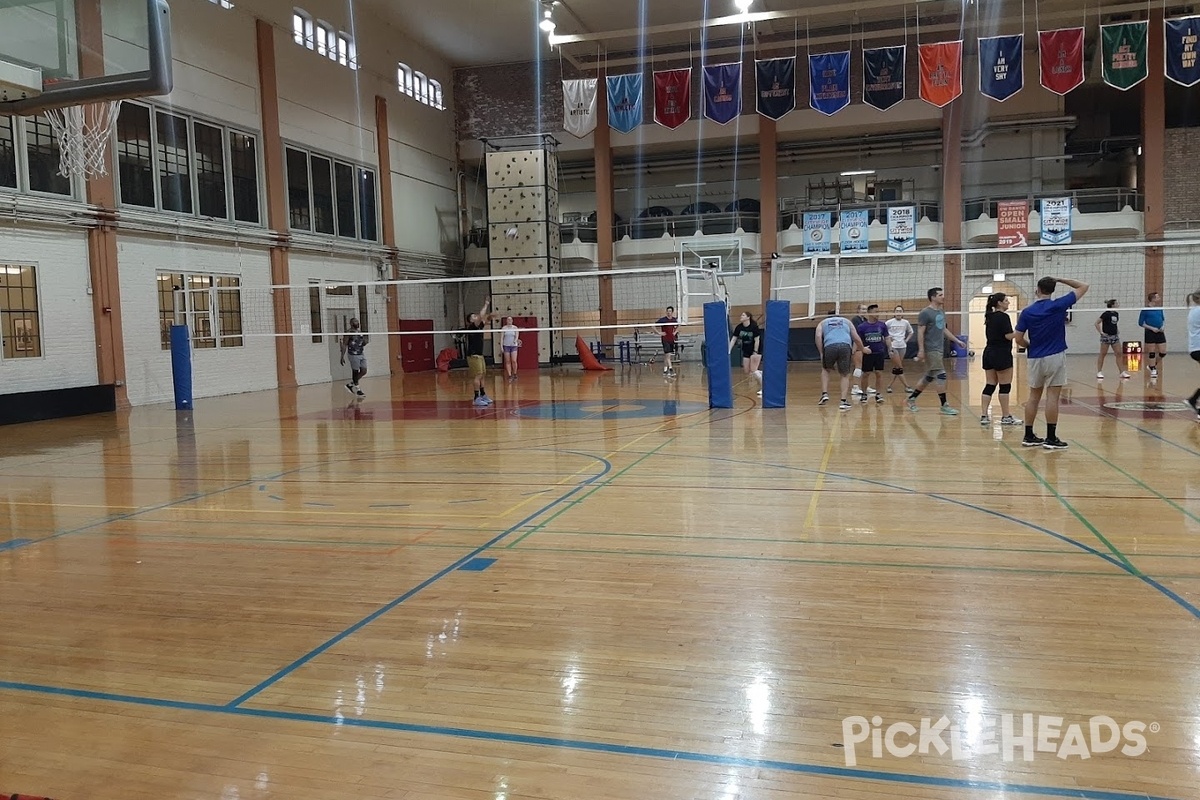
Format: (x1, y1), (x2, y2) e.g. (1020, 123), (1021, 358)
(44, 100), (122, 180)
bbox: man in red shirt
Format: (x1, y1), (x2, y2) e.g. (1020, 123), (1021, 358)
(653, 306), (679, 377)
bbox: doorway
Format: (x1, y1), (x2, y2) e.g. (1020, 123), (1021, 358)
(326, 307), (356, 383)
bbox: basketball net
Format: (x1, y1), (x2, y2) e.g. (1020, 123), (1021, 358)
(44, 100), (122, 179)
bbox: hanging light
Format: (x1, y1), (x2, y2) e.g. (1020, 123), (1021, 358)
(734, 0), (754, 11)
(539, 11), (556, 32)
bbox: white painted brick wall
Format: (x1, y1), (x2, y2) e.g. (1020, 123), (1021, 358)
(0, 227), (98, 395)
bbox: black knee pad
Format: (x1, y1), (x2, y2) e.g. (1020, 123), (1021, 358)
(999, 383), (1012, 395)
(1148, 352), (1157, 362)
(982, 383), (997, 396)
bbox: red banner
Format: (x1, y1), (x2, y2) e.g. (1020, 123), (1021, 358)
(918, 41), (963, 107)
(654, 68), (692, 129)
(997, 200), (1029, 248)
(1039, 27), (1085, 95)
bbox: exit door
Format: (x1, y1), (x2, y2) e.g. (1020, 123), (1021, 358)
(512, 315), (540, 370)
(399, 318), (435, 372)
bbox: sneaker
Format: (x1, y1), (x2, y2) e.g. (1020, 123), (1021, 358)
(867, 387), (877, 394)
(886, 387), (894, 393)
(1022, 435), (1045, 447)
(345, 382), (356, 396)
(940, 406), (959, 416)
(1001, 415), (1020, 425)
(851, 386), (863, 395)
(980, 415), (990, 426)
(1120, 371), (1131, 379)
(860, 395), (868, 404)
(663, 367), (669, 375)
(1096, 372), (1105, 379)
(906, 400), (918, 412)
(482, 396), (493, 405)
(754, 369), (763, 384)
(1186, 395), (1200, 415)
(757, 390), (763, 397)
(839, 400), (852, 411)
(355, 387), (365, 397)
(818, 393), (830, 406)
(875, 395), (884, 404)
(1150, 368), (1159, 377)
(472, 396), (489, 407)
(1043, 437), (1069, 450)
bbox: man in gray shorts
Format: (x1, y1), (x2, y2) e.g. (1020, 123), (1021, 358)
(340, 317), (368, 398)
(908, 287), (967, 415)
(1014, 276), (1089, 450)
(816, 310), (865, 411)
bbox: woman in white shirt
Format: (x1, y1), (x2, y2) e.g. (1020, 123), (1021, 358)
(1187, 291), (1200, 419)
(500, 316), (521, 381)
(885, 305), (914, 394)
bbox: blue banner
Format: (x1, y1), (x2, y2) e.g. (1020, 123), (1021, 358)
(803, 212), (832, 255)
(1166, 16), (1200, 87)
(703, 62), (742, 124)
(979, 34), (1024, 101)
(607, 73), (643, 134)
(863, 46), (905, 110)
(809, 51), (850, 116)
(839, 209), (869, 253)
(1039, 197), (1073, 245)
(755, 57), (796, 120)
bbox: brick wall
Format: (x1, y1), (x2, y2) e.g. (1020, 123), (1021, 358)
(455, 60), (587, 140)
(1164, 127), (1200, 226)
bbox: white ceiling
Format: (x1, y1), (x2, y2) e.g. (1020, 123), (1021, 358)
(371, 0), (1167, 69)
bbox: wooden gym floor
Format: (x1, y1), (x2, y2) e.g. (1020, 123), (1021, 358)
(1, 354), (1198, 799)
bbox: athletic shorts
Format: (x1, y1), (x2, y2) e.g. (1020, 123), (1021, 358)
(1099, 334), (1120, 346)
(1028, 351), (1068, 388)
(981, 347), (1013, 372)
(467, 354), (486, 377)
(741, 345), (757, 359)
(1145, 330), (1167, 345)
(862, 352), (886, 372)
(821, 343), (853, 375)
(922, 350), (945, 378)
(347, 354), (366, 371)
(502, 345), (519, 354)
(662, 339), (677, 354)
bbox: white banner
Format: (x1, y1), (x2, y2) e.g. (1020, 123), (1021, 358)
(886, 206), (916, 253)
(563, 78), (598, 138)
(1039, 197), (1073, 245)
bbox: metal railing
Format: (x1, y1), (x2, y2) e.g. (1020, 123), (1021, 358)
(964, 188), (1143, 220)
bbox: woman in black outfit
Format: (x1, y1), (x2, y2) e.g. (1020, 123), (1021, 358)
(980, 292), (1019, 426)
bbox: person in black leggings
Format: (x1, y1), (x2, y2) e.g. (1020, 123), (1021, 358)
(980, 292), (1019, 426)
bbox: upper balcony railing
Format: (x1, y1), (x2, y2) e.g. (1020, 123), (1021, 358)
(964, 187), (1143, 220)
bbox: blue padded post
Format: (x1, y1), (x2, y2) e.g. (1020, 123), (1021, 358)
(704, 301), (734, 409)
(170, 324), (193, 411)
(762, 299), (790, 408)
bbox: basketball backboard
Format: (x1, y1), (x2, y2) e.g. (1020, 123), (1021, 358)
(0, 0), (172, 114)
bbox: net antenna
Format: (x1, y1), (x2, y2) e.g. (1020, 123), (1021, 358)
(45, 100), (122, 179)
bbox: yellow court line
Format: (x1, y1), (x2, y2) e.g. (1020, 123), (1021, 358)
(802, 413), (841, 532)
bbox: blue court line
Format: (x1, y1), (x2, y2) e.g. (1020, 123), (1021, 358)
(0, 679), (1181, 800)
(227, 451), (613, 708)
(0, 538), (32, 552)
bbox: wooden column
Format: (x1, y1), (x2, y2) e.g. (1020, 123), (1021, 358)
(759, 118), (778, 305)
(256, 19), (297, 389)
(1143, 6), (1166, 297)
(76, 0), (128, 407)
(941, 100), (964, 319)
(595, 70), (616, 347)
(375, 96), (402, 374)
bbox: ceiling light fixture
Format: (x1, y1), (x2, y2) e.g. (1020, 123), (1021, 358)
(840, 169), (875, 176)
(734, 0), (754, 11)
(539, 8), (555, 32)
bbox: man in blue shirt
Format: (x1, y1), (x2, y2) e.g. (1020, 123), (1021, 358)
(1138, 291), (1166, 379)
(816, 310), (865, 411)
(1014, 275), (1089, 450)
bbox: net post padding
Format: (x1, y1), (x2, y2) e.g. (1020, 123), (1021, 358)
(44, 100), (122, 179)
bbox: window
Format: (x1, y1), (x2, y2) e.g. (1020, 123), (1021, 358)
(25, 115), (70, 195)
(207, 0), (233, 7)
(228, 132), (259, 224)
(285, 143), (377, 242)
(358, 168), (377, 242)
(293, 9), (313, 46)
(338, 33), (357, 69)
(308, 281), (323, 343)
(334, 161), (356, 238)
(0, 117), (15, 189)
(398, 63), (414, 96)
(397, 63), (444, 110)
(357, 284), (369, 332)
(285, 147), (310, 230)
(194, 121), (227, 218)
(157, 272), (243, 350)
(310, 154), (335, 234)
(0, 263), (41, 360)
(156, 112), (193, 213)
(116, 103), (154, 207)
(429, 80), (444, 110)
(315, 22), (334, 58)
(414, 71), (428, 104)
(292, 7), (356, 70)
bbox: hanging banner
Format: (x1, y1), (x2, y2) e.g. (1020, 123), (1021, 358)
(839, 209), (869, 253)
(1038, 27), (1085, 95)
(979, 34), (1024, 102)
(809, 51), (851, 116)
(562, 78), (598, 138)
(703, 62), (742, 124)
(1039, 197), (1073, 245)
(997, 200), (1029, 249)
(919, 41), (963, 107)
(1165, 16), (1200, 87)
(653, 68), (692, 129)
(803, 212), (833, 255)
(863, 45), (906, 111)
(755, 57), (796, 120)
(606, 73), (643, 134)
(1101, 21), (1149, 91)
(886, 206), (917, 253)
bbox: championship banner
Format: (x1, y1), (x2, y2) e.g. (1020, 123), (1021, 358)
(809, 50), (851, 116)
(1039, 197), (1072, 246)
(653, 68), (692, 129)
(803, 212), (832, 255)
(1038, 27), (1085, 95)
(1165, 16), (1200, 87)
(755, 57), (796, 120)
(997, 200), (1029, 249)
(886, 206), (916, 253)
(703, 62), (742, 124)
(839, 209), (869, 253)
(863, 46), (906, 111)
(606, 73), (643, 134)
(1101, 21), (1148, 91)
(979, 34), (1023, 102)
(918, 41), (963, 107)
(562, 78), (598, 138)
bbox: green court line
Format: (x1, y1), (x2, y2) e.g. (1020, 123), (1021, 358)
(505, 438), (675, 549)
(1002, 442), (1140, 575)
(1073, 440), (1200, 526)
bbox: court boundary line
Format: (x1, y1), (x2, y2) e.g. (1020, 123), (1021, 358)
(1071, 440), (1200, 525)
(0, 679), (1182, 800)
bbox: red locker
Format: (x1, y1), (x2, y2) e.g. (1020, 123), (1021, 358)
(512, 316), (540, 370)
(399, 319), (435, 372)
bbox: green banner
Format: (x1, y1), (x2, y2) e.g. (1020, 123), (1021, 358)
(1101, 21), (1148, 90)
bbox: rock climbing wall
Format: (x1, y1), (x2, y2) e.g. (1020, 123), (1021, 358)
(485, 147), (561, 360)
